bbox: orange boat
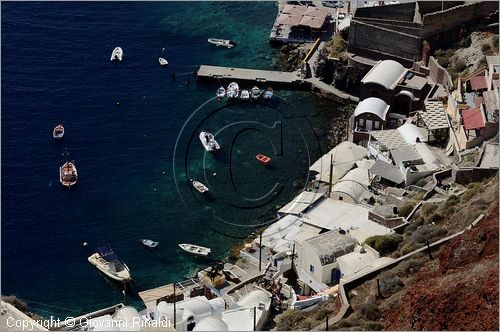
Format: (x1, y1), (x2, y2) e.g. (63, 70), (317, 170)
(256, 154), (272, 165)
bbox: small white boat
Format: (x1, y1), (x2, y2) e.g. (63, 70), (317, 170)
(263, 87), (273, 100)
(227, 82), (239, 99)
(141, 239), (159, 248)
(191, 180), (209, 193)
(207, 38), (236, 48)
(60, 161), (77, 187)
(110, 47), (123, 61)
(240, 90), (250, 100)
(88, 245), (131, 282)
(199, 131), (220, 152)
(53, 124), (64, 140)
(216, 87), (226, 99)
(251, 86), (261, 99)
(159, 57), (168, 66)
(179, 243), (211, 256)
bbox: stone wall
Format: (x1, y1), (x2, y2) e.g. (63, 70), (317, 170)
(452, 167), (498, 185)
(349, 20), (421, 66)
(355, 2), (416, 22)
(368, 211), (406, 229)
(422, 2), (499, 37)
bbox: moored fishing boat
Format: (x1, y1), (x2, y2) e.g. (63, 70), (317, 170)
(191, 180), (209, 193)
(227, 82), (239, 99)
(256, 154), (272, 165)
(216, 87), (226, 99)
(178, 243), (211, 256)
(110, 47), (123, 61)
(59, 161), (78, 187)
(251, 86), (261, 99)
(140, 239), (159, 248)
(207, 38), (236, 48)
(199, 131), (220, 152)
(263, 87), (273, 100)
(240, 90), (250, 100)
(53, 124), (64, 140)
(88, 245), (131, 282)
(158, 57), (168, 66)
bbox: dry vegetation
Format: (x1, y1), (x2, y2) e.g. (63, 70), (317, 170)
(274, 297), (338, 330)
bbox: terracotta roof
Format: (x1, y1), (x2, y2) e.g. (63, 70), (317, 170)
(461, 106), (485, 130)
(469, 75), (488, 91)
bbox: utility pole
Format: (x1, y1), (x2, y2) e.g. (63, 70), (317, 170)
(253, 306), (257, 331)
(328, 154), (333, 198)
(326, 315), (329, 331)
(426, 240), (433, 260)
(259, 233), (263, 272)
(173, 283), (177, 329)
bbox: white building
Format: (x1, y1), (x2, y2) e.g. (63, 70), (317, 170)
(295, 230), (358, 293)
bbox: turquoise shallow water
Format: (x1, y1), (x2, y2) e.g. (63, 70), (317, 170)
(1, 1), (345, 317)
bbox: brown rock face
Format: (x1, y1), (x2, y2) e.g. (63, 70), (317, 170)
(383, 206), (499, 331)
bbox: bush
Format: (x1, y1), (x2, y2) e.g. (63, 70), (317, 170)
(362, 321), (384, 330)
(328, 36), (347, 59)
(314, 307), (333, 321)
(428, 212), (443, 224)
(452, 58), (467, 73)
(360, 302), (381, 321)
(365, 234), (402, 256)
(421, 203), (437, 218)
(398, 201), (417, 217)
(400, 240), (421, 255)
(415, 178), (428, 187)
(396, 255), (426, 275)
(461, 182), (482, 202)
(275, 309), (308, 330)
(409, 224), (447, 244)
(481, 43), (492, 53)
(380, 276), (404, 297)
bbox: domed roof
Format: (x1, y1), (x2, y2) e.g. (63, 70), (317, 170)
(193, 317), (229, 331)
(361, 60), (406, 90)
(354, 97), (390, 120)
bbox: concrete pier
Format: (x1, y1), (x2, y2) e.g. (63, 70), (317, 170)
(197, 65), (359, 103)
(197, 65), (303, 86)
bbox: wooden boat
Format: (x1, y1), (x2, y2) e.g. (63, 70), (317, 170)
(240, 90), (250, 100)
(251, 86), (261, 99)
(192, 180), (209, 193)
(199, 131), (220, 152)
(159, 57), (168, 66)
(140, 239), (159, 248)
(53, 124), (64, 140)
(216, 87), (226, 99)
(110, 47), (123, 61)
(178, 243), (211, 256)
(88, 245), (131, 282)
(207, 38), (236, 48)
(263, 87), (273, 100)
(59, 161), (78, 187)
(256, 154), (272, 165)
(227, 82), (239, 99)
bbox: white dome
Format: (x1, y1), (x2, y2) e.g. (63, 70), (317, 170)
(361, 60), (406, 90)
(193, 317), (229, 331)
(354, 97), (390, 120)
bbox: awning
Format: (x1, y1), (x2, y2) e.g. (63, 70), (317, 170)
(299, 15), (325, 29)
(282, 4), (308, 16)
(277, 13), (303, 26)
(461, 105), (485, 130)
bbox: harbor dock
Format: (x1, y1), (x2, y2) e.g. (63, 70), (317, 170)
(197, 64), (359, 103)
(197, 65), (302, 86)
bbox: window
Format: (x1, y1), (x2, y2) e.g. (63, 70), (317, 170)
(309, 264), (315, 272)
(374, 121), (380, 130)
(338, 196), (343, 201)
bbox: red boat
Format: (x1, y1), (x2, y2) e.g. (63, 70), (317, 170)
(256, 154), (272, 165)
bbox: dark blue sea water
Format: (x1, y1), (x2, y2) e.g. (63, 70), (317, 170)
(1, 1), (343, 317)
